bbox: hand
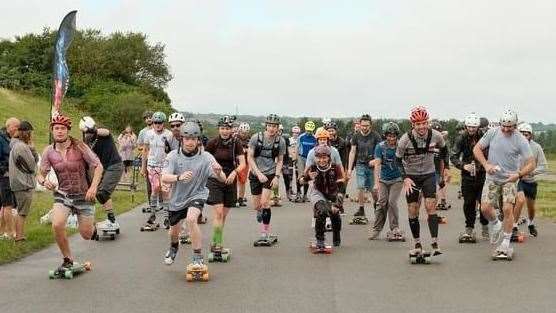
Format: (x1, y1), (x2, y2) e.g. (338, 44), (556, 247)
(484, 163), (499, 175)
(402, 178), (416, 196)
(178, 171), (193, 182)
(506, 172), (520, 183)
(257, 173), (268, 183)
(298, 176), (305, 184)
(308, 171), (317, 180)
(85, 186), (97, 202)
(463, 164), (474, 172)
(270, 176), (279, 188)
(43, 179), (57, 191)
(225, 171), (237, 185)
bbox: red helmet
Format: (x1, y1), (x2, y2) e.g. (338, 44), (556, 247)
(409, 106), (429, 123)
(51, 114), (72, 129)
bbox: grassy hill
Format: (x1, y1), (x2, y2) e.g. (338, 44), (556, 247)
(0, 88), (146, 264)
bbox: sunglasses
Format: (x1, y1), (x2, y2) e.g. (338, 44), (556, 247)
(170, 124), (182, 128)
(153, 121), (164, 125)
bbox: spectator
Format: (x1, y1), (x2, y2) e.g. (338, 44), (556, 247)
(0, 117), (20, 239)
(118, 125), (137, 182)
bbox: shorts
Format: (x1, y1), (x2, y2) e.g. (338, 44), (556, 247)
(207, 178), (237, 207)
(517, 180), (537, 200)
(14, 190), (33, 217)
(0, 176), (16, 207)
(249, 173), (275, 196)
(405, 173), (436, 203)
(481, 179), (517, 207)
(168, 199), (205, 226)
(237, 163), (249, 184)
(97, 163), (124, 204)
(123, 160), (133, 168)
(355, 164), (374, 190)
(53, 192), (95, 217)
(147, 166), (163, 193)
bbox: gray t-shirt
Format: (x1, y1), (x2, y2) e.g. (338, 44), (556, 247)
(144, 129), (173, 167)
(519, 140), (547, 183)
(162, 150), (217, 211)
(305, 146), (343, 168)
(168, 135), (181, 151)
(396, 129), (445, 176)
(248, 132), (287, 175)
(478, 128), (532, 183)
(137, 126), (151, 146)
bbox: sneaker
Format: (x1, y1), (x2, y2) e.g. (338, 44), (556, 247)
(488, 221), (502, 244)
(333, 231), (341, 247)
(431, 242), (442, 256)
(163, 218), (170, 230)
(164, 247), (178, 265)
(465, 227), (474, 236)
(354, 208), (365, 217)
(315, 240), (325, 250)
(368, 229), (380, 240)
(528, 224), (538, 237)
(481, 225), (489, 240)
(191, 254), (205, 269)
(409, 242), (423, 255)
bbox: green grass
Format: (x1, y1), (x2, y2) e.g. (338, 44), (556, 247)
(538, 180), (556, 219)
(0, 88), (146, 264)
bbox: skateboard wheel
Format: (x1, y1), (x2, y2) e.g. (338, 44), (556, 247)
(140, 227), (145, 232)
(222, 254), (229, 262)
(83, 262), (92, 270)
(64, 270), (73, 279)
(186, 273), (193, 282)
(49, 270), (55, 279)
(116, 229), (120, 235)
(202, 273), (209, 281)
(208, 253), (214, 263)
(110, 234), (116, 240)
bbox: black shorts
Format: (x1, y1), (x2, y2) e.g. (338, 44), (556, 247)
(168, 199), (205, 226)
(249, 173), (275, 196)
(518, 180), (538, 200)
(123, 160), (133, 167)
(405, 173), (436, 203)
(207, 178), (237, 207)
(0, 176), (16, 207)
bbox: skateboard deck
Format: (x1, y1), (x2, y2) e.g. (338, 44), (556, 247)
(208, 248), (231, 262)
(253, 235), (278, 247)
(349, 217), (368, 225)
(49, 261), (92, 279)
(140, 223), (160, 231)
(309, 242), (333, 254)
(458, 233), (477, 244)
(186, 264), (209, 282)
(95, 224), (120, 241)
(492, 248), (514, 261)
(409, 251), (432, 264)
(386, 231), (406, 242)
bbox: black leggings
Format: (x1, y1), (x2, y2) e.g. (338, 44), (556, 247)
(461, 174), (488, 228)
(283, 173), (292, 193)
(314, 200), (341, 241)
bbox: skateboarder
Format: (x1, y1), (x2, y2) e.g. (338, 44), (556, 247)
(37, 115), (103, 273)
(161, 121), (226, 267)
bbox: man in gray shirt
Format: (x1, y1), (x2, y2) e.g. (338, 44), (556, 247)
(247, 114), (286, 244)
(161, 122), (225, 268)
(473, 109), (535, 259)
(512, 123), (547, 238)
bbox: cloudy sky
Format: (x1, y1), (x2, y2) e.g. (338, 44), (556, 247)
(2, 1), (556, 122)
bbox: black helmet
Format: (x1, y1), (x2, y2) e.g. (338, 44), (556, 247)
(324, 121), (337, 130)
(456, 121), (465, 131)
(381, 122), (400, 136)
(360, 114), (372, 122)
(180, 121), (201, 138)
(143, 110), (154, 119)
(218, 115), (235, 127)
(266, 114), (280, 125)
(431, 121), (443, 131)
(479, 117), (489, 129)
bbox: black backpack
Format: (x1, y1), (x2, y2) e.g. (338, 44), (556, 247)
(407, 129), (433, 155)
(254, 132), (281, 159)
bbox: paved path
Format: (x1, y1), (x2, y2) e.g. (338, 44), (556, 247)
(1, 185), (555, 313)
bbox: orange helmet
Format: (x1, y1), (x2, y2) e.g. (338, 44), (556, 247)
(51, 114), (72, 129)
(409, 106), (430, 123)
(315, 128), (330, 140)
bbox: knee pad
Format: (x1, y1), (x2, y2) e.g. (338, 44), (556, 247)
(96, 190), (111, 204)
(262, 208), (271, 224)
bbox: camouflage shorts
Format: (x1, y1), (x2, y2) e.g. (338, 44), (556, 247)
(481, 179), (517, 208)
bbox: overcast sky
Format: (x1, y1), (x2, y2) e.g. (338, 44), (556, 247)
(2, 1), (556, 123)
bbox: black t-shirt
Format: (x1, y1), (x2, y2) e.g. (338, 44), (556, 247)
(330, 136), (347, 168)
(205, 136), (244, 175)
(87, 134), (122, 167)
(350, 131), (382, 164)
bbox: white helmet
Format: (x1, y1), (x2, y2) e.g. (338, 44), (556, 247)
(517, 123), (532, 133)
(79, 116), (96, 132)
(464, 112), (480, 127)
(238, 122), (250, 132)
(322, 117), (332, 124)
(291, 126), (301, 134)
(169, 112), (186, 123)
(500, 109), (518, 126)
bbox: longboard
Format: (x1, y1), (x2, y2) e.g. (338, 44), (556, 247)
(492, 248), (514, 261)
(49, 261), (92, 279)
(409, 251), (432, 264)
(253, 235), (278, 247)
(186, 264), (209, 282)
(208, 248), (231, 262)
(309, 242), (333, 254)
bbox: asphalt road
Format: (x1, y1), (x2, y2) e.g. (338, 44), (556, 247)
(1, 184), (555, 313)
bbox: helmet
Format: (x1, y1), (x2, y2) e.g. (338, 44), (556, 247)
(304, 120), (316, 132)
(238, 122), (250, 132)
(324, 121), (337, 130)
(382, 122), (400, 136)
(265, 114), (280, 125)
(464, 113), (480, 127)
(431, 121), (443, 132)
(409, 106), (430, 123)
(218, 115), (234, 127)
(360, 114), (372, 122)
(169, 112), (185, 123)
(180, 121), (201, 138)
(291, 126), (301, 134)
(142, 110), (154, 119)
(517, 123), (532, 133)
(500, 109), (518, 126)
(456, 121), (465, 131)
(152, 111), (167, 123)
(51, 114), (72, 129)
(314, 145), (331, 157)
(315, 128), (330, 140)
(79, 116), (96, 132)
(479, 117), (489, 129)
(322, 117), (332, 124)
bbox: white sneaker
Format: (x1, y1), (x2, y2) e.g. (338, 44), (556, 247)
(489, 221), (502, 244)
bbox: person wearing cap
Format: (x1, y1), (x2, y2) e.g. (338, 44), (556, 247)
(0, 117), (20, 240)
(512, 123), (547, 239)
(37, 114), (103, 272)
(137, 111), (154, 205)
(296, 120), (317, 202)
(473, 109), (535, 259)
(236, 122), (252, 206)
(289, 126), (301, 201)
(8, 121), (38, 241)
(161, 121), (226, 267)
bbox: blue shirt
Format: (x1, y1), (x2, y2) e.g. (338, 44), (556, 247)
(297, 133), (317, 159)
(374, 141), (401, 182)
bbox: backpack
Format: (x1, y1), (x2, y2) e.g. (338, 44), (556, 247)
(254, 132), (281, 159)
(407, 129), (432, 155)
